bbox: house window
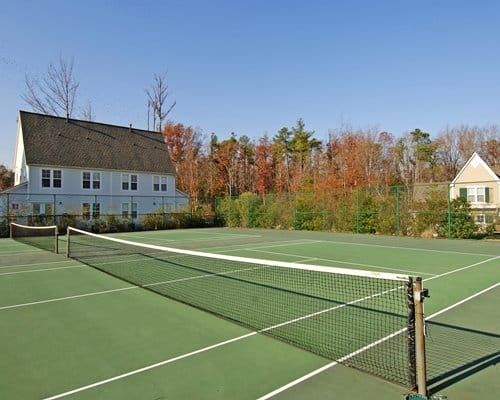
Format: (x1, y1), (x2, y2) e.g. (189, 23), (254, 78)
(92, 203), (100, 219)
(32, 203), (41, 215)
(82, 203), (100, 219)
(93, 172), (101, 189)
(122, 203), (137, 218)
(82, 203), (91, 220)
(45, 203), (53, 216)
(131, 175), (138, 191)
(11, 203), (19, 211)
(122, 203), (129, 218)
(153, 176), (167, 192)
(122, 174), (138, 191)
(122, 174), (129, 190)
(475, 214), (486, 224)
(83, 172), (91, 189)
(42, 169), (51, 188)
(463, 187), (489, 203)
(42, 169), (62, 188)
(83, 172), (101, 189)
(476, 188), (485, 203)
(53, 170), (62, 188)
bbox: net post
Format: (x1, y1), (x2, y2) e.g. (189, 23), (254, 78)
(66, 228), (70, 258)
(55, 229), (59, 254)
(414, 277), (428, 396)
(406, 277), (416, 390)
(9, 222), (13, 239)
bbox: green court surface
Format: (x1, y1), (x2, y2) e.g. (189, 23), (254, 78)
(1, 228), (499, 399)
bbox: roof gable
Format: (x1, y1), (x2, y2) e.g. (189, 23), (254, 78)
(19, 111), (175, 175)
(451, 152), (500, 184)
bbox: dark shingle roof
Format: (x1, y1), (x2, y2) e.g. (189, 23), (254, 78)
(19, 111), (175, 174)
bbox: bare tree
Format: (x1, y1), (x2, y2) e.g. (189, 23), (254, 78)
(22, 56), (80, 118)
(146, 73), (176, 132)
(81, 101), (95, 121)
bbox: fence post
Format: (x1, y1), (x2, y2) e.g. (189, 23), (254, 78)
(6, 193), (10, 237)
(396, 186), (401, 236)
(53, 194), (57, 225)
(355, 188), (360, 233)
(161, 196), (164, 228)
(322, 189), (327, 230)
(292, 193), (297, 229)
(447, 184), (452, 237)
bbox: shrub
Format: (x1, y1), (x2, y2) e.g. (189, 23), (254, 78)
(441, 197), (478, 239)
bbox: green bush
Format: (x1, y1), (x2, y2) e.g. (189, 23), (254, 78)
(441, 197), (478, 238)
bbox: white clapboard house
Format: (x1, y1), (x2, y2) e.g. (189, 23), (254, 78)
(2, 111), (188, 223)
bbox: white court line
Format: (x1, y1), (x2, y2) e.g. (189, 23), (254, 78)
(117, 232), (262, 241)
(316, 239), (498, 258)
(0, 263), (264, 310)
(0, 265), (84, 276)
(0, 260), (75, 270)
(293, 257), (320, 264)
(0, 249), (45, 256)
(187, 231), (263, 238)
(246, 248), (437, 277)
(206, 240), (323, 253)
(0, 286), (137, 311)
(424, 256), (499, 281)
(204, 235), (497, 258)
(426, 282), (499, 320)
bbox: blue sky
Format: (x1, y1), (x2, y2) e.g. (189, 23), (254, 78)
(1, 0), (499, 167)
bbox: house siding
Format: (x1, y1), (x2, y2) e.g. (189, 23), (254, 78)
(450, 153), (500, 225)
(13, 123), (27, 186)
(21, 165), (186, 217)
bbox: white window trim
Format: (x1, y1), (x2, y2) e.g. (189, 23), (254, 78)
(92, 172), (101, 190)
(153, 175), (168, 192)
(53, 170), (62, 188)
(82, 202), (100, 219)
(121, 203), (129, 218)
(82, 202), (91, 220)
(82, 171), (101, 190)
(41, 168), (62, 189)
(41, 169), (51, 188)
(82, 172), (91, 189)
(467, 186), (486, 204)
(131, 202), (138, 219)
(122, 173), (138, 191)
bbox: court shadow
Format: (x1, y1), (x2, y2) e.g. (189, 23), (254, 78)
(425, 320), (499, 393)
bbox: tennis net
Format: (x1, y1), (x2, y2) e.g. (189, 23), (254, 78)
(66, 227), (423, 389)
(10, 223), (59, 253)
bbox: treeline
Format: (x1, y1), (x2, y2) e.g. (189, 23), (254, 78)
(0, 165), (14, 191)
(164, 120), (499, 207)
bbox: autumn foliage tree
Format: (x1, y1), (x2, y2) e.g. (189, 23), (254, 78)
(0, 165), (14, 191)
(162, 119), (498, 211)
(163, 122), (203, 206)
(254, 134), (274, 194)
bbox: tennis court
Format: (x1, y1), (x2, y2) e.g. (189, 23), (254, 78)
(1, 227), (499, 399)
